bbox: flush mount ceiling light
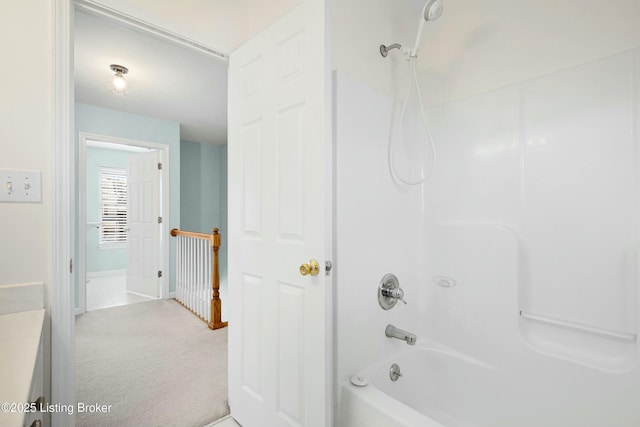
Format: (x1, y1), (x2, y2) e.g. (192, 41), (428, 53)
(108, 64), (130, 96)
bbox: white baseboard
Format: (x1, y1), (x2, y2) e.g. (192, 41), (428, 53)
(87, 269), (126, 279)
(125, 290), (157, 300)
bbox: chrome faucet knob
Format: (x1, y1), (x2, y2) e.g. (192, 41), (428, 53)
(391, 288), (407, 304)
(378, 273), (407, 310)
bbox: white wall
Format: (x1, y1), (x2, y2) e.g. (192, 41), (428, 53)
(0, 0), (53, 417)
(331, 0), (418, 97)
(0, 3), (53, 286)
(416, 0), (640, 107)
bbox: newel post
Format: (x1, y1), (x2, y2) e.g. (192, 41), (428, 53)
(209, 228), (228, 330)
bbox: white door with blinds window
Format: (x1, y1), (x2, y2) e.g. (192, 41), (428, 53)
(228, 1), (331, 426)
(127, 150), (161, 298)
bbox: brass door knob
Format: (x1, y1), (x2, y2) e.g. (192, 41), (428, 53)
(300, 259), (320, 276)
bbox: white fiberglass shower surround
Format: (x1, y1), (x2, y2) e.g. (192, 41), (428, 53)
(333, 0), (640, 426)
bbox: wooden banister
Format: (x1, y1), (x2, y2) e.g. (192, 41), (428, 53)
(170, 227), (228, 330)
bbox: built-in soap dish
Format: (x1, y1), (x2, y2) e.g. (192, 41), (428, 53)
(433, 275), (457, 287)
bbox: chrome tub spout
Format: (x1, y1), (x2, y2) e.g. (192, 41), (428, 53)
(385, 324), (417, 345)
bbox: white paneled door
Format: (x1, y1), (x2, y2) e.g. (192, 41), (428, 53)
(126, 150), (161, 298)
(228, 1), (330, 426)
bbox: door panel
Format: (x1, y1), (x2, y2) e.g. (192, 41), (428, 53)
(228, 1), (329, 426)
(126, 150), (160, 298)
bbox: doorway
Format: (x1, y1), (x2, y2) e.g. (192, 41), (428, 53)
(52, 1), (229, 424)
(77, 132), (170, 314)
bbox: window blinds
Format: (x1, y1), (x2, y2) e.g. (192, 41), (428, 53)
(99, 167), (127, 245)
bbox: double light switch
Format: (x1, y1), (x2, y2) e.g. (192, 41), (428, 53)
(0, 169), (42, 203)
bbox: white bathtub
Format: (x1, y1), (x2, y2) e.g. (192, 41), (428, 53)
(340, 341), (486, 427)
(339, 340), (640, 427)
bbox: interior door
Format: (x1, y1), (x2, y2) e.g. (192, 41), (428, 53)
(126, 150), (160, 298)
(228, 1), (330, 426)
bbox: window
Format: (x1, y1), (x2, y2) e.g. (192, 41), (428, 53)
(99, 167), (127, 246)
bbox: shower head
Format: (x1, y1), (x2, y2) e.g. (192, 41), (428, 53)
(379, 0), (444, 59)
(424, 0), (444, 21)
(410, 0), (443, 57)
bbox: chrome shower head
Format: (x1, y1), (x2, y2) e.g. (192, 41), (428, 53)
(424, 0), (444, 22)
(379, 0), (444, 59)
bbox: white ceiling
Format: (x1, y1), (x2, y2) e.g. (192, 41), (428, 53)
(74, 10), (228, 145)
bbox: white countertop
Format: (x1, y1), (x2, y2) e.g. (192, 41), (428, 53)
(0, 309), (45, 427)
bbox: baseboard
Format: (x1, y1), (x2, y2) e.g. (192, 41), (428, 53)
(169, 291), (176, 299)
(87, 269), (126, 279)
(125, 290), (157, 300)
(204, 415), (237, 426)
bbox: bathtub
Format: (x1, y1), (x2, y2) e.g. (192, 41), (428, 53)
(340, 341), (488, 427)
(339, 340), (640, 427)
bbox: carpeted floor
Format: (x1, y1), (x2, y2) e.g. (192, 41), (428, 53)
(75, 299), (229, 427)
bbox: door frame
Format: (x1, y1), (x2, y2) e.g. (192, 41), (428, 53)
(77, 132), (170, 314)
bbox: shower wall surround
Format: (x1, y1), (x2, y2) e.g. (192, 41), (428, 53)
(333, 48), (640, 422)
(423, 49), (640, 373)
(334, 70), (425, 386)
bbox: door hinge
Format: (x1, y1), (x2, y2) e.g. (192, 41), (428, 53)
(158, 216), (163, 224)
(70, 258), (73, 274)
(158, 163), (163, 170)
(158, 270), (163, 278)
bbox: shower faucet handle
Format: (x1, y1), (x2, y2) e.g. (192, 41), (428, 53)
(378, 273), (407, 310)
(383, 286), (406, 304)
(395, 288), (407, 305)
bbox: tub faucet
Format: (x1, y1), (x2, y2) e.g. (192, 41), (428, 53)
(385, 324), (417, 345)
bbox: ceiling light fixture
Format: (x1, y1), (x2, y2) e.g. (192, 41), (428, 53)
(108, 64), (130, 96)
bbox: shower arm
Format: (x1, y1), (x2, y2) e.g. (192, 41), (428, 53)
(380, 43), (414, 59)
(380, 43), (402, 57)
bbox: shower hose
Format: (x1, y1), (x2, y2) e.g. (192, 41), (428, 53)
(388, 57), (437, 186)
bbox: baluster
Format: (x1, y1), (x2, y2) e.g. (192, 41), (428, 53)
(180, 235), (185, 303)
(207, 241), (212, 322)
(176, 235), (181, 303)
(189, 237), (194, 311)
(187, 237), (191, 308)
(198, 240), (202, 319)
(203, 239), (208, 320)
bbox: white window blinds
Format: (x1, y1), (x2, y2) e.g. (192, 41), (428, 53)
(99, 167), (127, 245)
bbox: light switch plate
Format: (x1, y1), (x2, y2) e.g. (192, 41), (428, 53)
(0, 169), (42, 203)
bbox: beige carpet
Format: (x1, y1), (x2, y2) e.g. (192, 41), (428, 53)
(75, 299), (229, 427)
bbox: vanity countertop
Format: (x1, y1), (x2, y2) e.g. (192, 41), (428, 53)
(0, 309), (45, 427)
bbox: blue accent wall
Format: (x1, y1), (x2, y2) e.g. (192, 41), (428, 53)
(180, 140), (228, 319)
(75, 103), (181, 309)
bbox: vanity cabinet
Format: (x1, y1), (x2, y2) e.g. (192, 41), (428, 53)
(0, 309), (46, 427)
